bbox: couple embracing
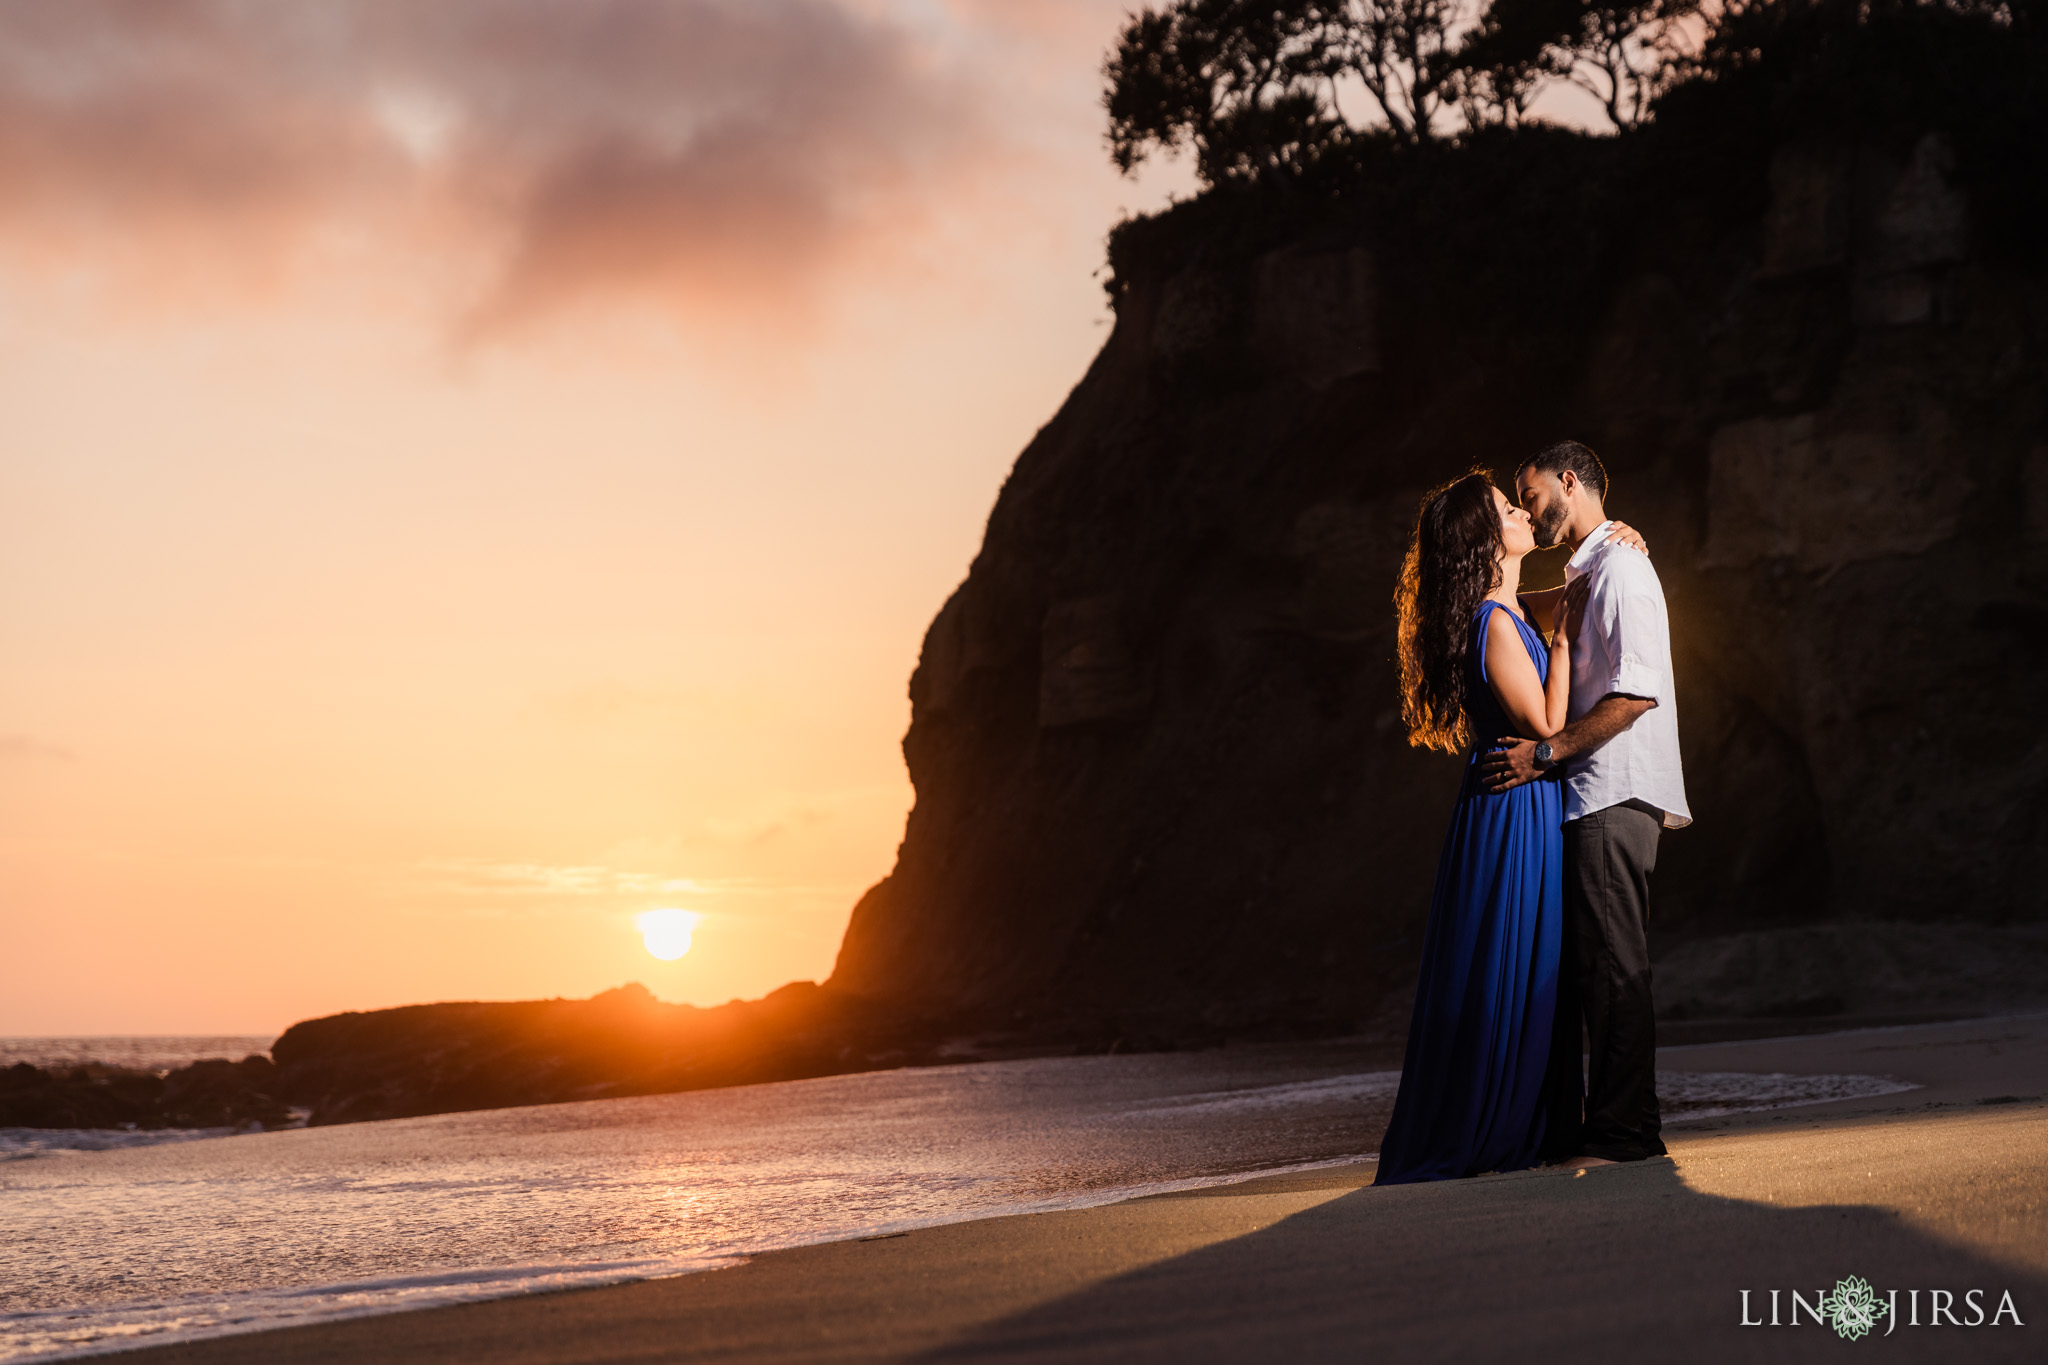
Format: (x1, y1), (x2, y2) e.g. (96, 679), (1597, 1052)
(1374, 441), (1690, 1186)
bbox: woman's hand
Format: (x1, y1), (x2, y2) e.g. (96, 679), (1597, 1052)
(1518, 583), (1565, 635)
(1556, 576), (1591, 651)
(1608, 521), (1649, 555)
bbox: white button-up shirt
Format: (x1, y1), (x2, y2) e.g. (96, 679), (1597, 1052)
(1561, 521), (1692, 828)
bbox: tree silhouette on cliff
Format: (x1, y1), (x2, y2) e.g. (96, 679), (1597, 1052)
(1103, 0), (2039, 189)
(1105, 2), (1337, 185)
(1104, 0), (1701, 182)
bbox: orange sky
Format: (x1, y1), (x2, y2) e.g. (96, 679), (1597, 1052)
(0, 2), (1614, 1035)
(0, 0), (1205, 1034)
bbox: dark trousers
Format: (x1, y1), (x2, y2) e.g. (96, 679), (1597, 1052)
(1542, 801), (1666, 1162)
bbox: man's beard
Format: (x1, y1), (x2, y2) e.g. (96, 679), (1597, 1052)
(1531, 500), (1569, 548)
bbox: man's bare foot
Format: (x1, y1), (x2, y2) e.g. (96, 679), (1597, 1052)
(1553, 1155), (1618, 1170)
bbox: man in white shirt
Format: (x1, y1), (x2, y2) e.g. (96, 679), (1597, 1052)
(1482, 440), (1691, 1168)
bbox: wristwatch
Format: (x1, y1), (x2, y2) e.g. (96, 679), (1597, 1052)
(1532, 741), (1556, 771)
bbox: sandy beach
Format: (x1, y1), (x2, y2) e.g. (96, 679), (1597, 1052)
(123, 1014), (2047, 1363)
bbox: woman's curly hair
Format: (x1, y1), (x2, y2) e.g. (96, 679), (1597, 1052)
(1395, 470), (1506, 754)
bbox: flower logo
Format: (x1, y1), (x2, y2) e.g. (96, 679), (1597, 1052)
(1819, 1275), (1889, 1341)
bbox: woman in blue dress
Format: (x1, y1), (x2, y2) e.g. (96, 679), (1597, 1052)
(1373, 470), (1581, 1185)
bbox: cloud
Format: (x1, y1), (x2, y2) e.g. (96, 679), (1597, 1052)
(411, 859), (717, 898)
(406, 861), (861, 924)
(0, 734), (76, 763)
(0, 0), (986, 331)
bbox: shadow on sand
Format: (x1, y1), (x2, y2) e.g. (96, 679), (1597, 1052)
(919, 1157), (2043, 1363)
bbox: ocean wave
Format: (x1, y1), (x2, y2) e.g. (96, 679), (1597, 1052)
(0, 1127), (242, 1160)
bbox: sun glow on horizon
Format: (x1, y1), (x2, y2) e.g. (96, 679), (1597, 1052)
(0, 0), (1204, 1035)
(636, 909), (701, 961)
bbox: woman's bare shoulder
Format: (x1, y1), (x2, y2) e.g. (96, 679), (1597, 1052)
(1483, 602), (1526, 646)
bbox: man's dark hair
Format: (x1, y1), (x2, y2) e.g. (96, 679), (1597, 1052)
(1518, 440), (1608, 501)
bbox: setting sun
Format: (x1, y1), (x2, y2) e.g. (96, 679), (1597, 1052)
(636, 910), (701, 961)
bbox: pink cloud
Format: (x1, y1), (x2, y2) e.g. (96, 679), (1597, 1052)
(0, 0), (988, 330)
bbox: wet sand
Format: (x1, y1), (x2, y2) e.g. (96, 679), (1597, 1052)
(126, 1015), (2048, 1363)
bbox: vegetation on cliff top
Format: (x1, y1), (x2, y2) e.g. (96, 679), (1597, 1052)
(1104, 0), (2048, 268)
(1094, 0), (2047, 428)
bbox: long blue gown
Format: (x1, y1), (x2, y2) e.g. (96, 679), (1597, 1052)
(1374, 600), (1565, 1185)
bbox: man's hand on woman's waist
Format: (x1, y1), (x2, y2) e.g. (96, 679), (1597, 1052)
(1480, 695), (1657, 792)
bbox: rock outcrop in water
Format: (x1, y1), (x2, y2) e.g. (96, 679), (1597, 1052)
(0, 1055), (294, 1131)
(268, 983), (935, 1126)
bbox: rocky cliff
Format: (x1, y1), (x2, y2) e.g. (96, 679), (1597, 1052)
(828, 85), (2048, 1046)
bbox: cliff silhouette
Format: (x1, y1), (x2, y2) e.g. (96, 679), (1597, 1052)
(828, 0), (2048, 1043)
(27, 2), (2040, 1130)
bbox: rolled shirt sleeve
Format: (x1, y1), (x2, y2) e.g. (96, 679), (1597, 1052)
(1588, 559), (1670, 704)
(1610, 651), (1664, 701)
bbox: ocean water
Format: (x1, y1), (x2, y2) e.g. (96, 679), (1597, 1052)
(0, 1038), (276, 1075)
(0, 1040), (1917, 1362)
